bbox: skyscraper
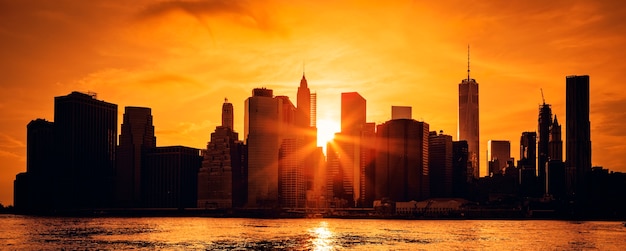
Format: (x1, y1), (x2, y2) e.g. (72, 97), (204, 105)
(116, 107), (156, 207)
(14, 119), (55, 212)
(197, 99), (245, 209)
(538, 100), (552, 192)
(336, 92), (367, 206)
(487, 140), (511, 176)
(222, 98), (234, 130)
(429, 131), (453, 198)
(566, 75), (591, 197)
(142, 146), (202, 208)
(458, 48), (480, 179)
(519, 131), (537, 196)
(548, 115), (565, 197)
(54, 91), (117, 209)
(375, 119), (430, 202)
(549, 115), (562, 161)
(452, 140), (469, 198)
(245, 88), (282, 207)
(297, 73), (311, 128)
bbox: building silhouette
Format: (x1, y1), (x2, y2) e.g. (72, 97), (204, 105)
(458, 48), (480, 179)
(360, 122), (377, 207)
(375, 119), (430, 202)
(429, 131), (453, 198)
(332, 92), (368, 206)
(487, 140), (511, 176)
(565, 75), (591, 197)
(538, 100), (552, 194)
(452, 140), (470, 198)
(244, 88), (282, 207)
(275, 95), (307, 208)
(142, 146), (202, 208)
(197, 99), (246, 209)
(14, 119), (55, 212)
(115, 107), (156, 208)
(518, 131), (537, 196)
(54, 91), (117, 210)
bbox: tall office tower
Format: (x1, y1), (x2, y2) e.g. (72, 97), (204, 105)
(296, 74), (317, 193)
(245, 88), (282, 207)
(452, 140), (469, 198)
(518, 131), (537, 196)
(297, 73), (311, 127)
(458, 48), (480, 179)
(549, 116), (562, 161)
(275, 95), (306, 208)
(548, 115), (565, 197)
(565, 75), (591, 197)
(538, 100), (552, 193)
(54, 91), (117, 209)
(375, 119), (430, 202)
(14, 119), (55, 212)
(116, 107), (156, 208)
(142, 146), (202, 208)
(197, 100), (245, 209)
(429, 131), (453, 198)
(341, 92), (367, 133)
(222, 98), (234, 130)
(336, 92), (367, 206)
(392, 106), (412, 120)
(360, 122), (377, 207)
(487, 140), (511, 176)
(325, 139), (342, 206)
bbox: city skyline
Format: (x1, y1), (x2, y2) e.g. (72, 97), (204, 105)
(2, 1), (626, 206)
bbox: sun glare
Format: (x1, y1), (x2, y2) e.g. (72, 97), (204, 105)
(316, 119), (340, 148)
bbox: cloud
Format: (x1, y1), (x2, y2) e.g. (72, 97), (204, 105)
(135, 0), (276, 31)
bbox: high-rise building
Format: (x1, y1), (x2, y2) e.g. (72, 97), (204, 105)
(54, 91), (117, 209)
(142, 146), (202, 208)
(518, 131), (537, 196)
(360, 122), (377, 207)
(297, 73), (311, 128)
(341, 92), (366, 134)
(14, 119), (55, 212)
(375, 119), (430, 202)
(452, 140), (469, 198)
(197, 100), (245, 209)
(549, 115), (563, 161)
(538, 101), (552, 193)
(547, 115), (566, 197)
(335, 92), (367, 206)
(116, 107), (156, 208)
(458, 48), (480, 179)
(487, 140), (511, 176)
(565, 75), (591, 197)
(429, 131), (453, 198)
(391, 106), (412, 120)
(244, 88), (282, 207)
(222, 98), (234, 130)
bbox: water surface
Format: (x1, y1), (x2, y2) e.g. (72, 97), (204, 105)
(1, 215), (624, 250)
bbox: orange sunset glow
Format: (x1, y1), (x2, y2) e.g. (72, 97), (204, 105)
(1, 0), (626, 206)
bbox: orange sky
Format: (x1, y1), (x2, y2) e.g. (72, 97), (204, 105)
(2, 0), (626, 206)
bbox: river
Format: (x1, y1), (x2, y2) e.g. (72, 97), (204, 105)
(1, 214), (625, 250)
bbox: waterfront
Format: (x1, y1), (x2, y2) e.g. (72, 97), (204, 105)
(1, 215), (625, 250)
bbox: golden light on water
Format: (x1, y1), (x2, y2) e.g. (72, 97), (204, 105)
(309, 221), (333, 251)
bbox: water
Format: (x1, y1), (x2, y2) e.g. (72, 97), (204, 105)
(1, 215), (625, 250)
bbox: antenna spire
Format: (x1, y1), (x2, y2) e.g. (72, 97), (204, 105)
(467, 44), (470, 81)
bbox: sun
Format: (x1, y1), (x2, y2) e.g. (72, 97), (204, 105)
(316, 118), (340, 148)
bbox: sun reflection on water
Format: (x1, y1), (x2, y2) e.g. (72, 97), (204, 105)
(309, 221), (334, 251)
